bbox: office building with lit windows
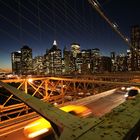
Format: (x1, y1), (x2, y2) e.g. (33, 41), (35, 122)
(116, 54), (127, 72)
(91, 48), (101, 73)
(48, 40), (62, 75)
(11, 51), (21, 75)
(21, 45), (33, 75)
(100, 56), (112, 72)
(71, 43), (80, 58)
(127, 50), (132, 71)
(130, 25), (140, 71)
(63, 46), (71, 74)
(43, 49), (50, 75)
(81, 49), (91, 74)
(70, 43), (81, 73)
(33, 56), (44, 75)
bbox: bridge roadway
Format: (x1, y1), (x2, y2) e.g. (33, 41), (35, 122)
(0, 88), (126, 140)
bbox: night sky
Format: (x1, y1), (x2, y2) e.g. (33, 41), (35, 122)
(0, 0), (140, 70)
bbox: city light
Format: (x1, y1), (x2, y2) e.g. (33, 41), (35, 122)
(113, 23), (117, 28)
(28, 128), (49, 138)
(0, 0), (140, 140)
(93, 1), (98, 7)
(9, 24), (140, 76)
(54, 102), (58, 106)
(121, 87), (126, 91)
(125, 38), (129, 42)
(28, 78), (33, 83)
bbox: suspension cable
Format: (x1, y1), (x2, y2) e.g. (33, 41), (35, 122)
(88, 0), (130, 47)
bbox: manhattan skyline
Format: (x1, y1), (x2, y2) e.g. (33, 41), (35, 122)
(0, 0), (140, 70)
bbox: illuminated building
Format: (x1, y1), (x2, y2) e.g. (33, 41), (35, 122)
(33, 56), (44, 75)
(71, 43), (80, 58)
(48, 40), (62, 75)
(131, 25), (140, 49)
(111, 52), (115, 60)
(71, 48), (102, 74)
(43, 49), (50, 75)
(100, 56), (112, 72)
(76, 53), (83, 74)
(110, 52), (118, 72)
(91, 48), (101, 73)
(110, 52), (116, 72)
(116, 53), (127, 72)
(21, 45), (33, 75)
(127, 50), (132, 71)
(81, 49), (91, 74)
(130, 25), (140, 71)
(63, 46), (71, 74)
(70, 43), (81, 73)
(11, 51), (21, 75)
(62, 58), (65, 74)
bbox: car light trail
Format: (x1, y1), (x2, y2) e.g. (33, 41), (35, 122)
(28, 128), (49, 138)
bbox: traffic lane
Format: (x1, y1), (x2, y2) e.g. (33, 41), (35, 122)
(72, 88), (123, 107)
(0, 129), (29, 140)
(85, 91), (126, 117)
(0, 128), (55, 140)
(0, 90), (126, 140)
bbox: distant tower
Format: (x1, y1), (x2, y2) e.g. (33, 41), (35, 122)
(91, 48), (101, 73)
(81, 49), (91, 74)
(116, 53), (127, 72)
(53, 40), (57, 46)
(131, 25), (140, 49)
(100, 56), (112, 72)
(63, 46), (71, 74)
(130, 25), (140, 70)
(127, 49), (132, 71)
(11, 51), (21, 75)
(71, 43), (80, 58)
(111, 52), (115, 60)
(110, 52), (116, 72)
(33, 56), (44, 75)
(48, 40), (62, 75)
(21, 45), (33, 75)
(70, 43), (81, 73)
(43, 49), (50, 75)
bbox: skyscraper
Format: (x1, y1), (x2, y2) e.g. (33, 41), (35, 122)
(127, 50), (132, 71)
(48, 40), (62, 75)
(33, 56), (44, 75)
(130, 25), (140, 71)
(100, 56), (112, 72)
(91, 48), (101, 73)
(63, 46), (71, 74)
(70, 43), (80, 73)
(21, 45), (33, 75)
(71, 43), (80, 58)
(116, 53), (127, 72)
(131, 25), (140, 49)
(11, 51), (21, 75)
(110, 52), (117, 72)
(81, 49), (91, 74)
(43, 49), (50, 75)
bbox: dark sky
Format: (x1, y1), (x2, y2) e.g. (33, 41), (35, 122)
(0, 0), (140, 70)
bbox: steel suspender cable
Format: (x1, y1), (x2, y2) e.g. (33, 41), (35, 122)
(88, 0), (130, 46)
